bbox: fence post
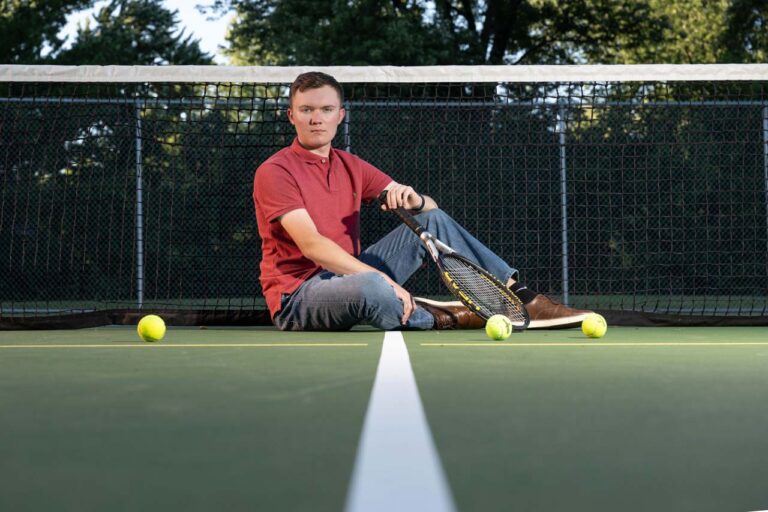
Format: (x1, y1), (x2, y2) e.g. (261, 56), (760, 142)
(557, 101), (570, 306)
(135, 100), (144, 310)
(343, 102), (351, 152)
(763, 105), (768, 294)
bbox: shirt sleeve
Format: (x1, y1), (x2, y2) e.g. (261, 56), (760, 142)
(254, 162), (304, 223)
(358, 158), (393, 203)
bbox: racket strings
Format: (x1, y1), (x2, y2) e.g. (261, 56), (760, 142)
(442, 257), (527, 326)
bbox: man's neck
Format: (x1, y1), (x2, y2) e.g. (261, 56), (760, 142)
(298, 140), (332, 158)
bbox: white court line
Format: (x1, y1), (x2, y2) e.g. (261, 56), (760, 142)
(345, 331), (456, 512)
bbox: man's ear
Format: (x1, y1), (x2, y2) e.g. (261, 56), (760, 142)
(287, 107), (295, 125)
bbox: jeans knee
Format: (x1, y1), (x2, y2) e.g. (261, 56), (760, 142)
(353, 273), (404, 329)
(419, 208), (452, 225)
(419, 208), (456, 231)
(417, 208), (448, 221)
(353, 272), (396, 305)
(345, 272), (401, 323)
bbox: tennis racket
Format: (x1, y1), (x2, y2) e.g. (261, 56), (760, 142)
(379, 191), (529, 331)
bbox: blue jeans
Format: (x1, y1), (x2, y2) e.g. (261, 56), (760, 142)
(273, 209), (517, 331)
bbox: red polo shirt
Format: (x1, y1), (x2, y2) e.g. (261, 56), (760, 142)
(253, 138), (392, 318)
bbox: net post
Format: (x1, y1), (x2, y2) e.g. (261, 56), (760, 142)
(557, 100), (570, 306)
(134, 100), (144, 310)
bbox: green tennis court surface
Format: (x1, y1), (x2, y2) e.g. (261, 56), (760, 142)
(1, 327), (767, 511)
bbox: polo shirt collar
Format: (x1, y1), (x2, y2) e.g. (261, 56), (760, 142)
(291, 138), (334, 163)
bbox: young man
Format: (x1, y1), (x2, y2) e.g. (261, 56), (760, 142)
(253, 71), (592, 331)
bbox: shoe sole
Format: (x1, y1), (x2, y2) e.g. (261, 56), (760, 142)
(413, 297), (464, 307)
(528, 313), (589, 329)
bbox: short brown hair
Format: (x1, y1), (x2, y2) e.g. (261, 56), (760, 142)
(289, 72), (344, 107)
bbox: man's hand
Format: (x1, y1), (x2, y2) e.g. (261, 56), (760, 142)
(381, 183), (422, 211)
(383, 275), (415, 325)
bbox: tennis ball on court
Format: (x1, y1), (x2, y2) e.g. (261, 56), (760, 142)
(137, 315), (166, 342)
(581, 313), (607, 338)
(485, 314), (513, 341)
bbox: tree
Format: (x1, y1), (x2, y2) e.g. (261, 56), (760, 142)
(610, 0), (729, 64)
(56, 0), (213, 65)
(205, 0), (668, 65)
(721, 0), (768, 63)
(593, 0), (767, 64)
(209, 0), (452, 65)
(0, 0), (94, 63)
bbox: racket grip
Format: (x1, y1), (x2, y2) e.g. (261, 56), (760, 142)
(378, 190), (425, 235)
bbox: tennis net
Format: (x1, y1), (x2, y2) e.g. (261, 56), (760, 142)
(1, 64), (767, 328)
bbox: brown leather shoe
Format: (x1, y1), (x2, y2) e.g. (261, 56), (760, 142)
(525, 294), (593, 329)
(414, 297), (486, 330)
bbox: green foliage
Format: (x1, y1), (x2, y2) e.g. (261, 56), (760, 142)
(611, 0), (729, 63)
(206, 0), (766, 65)
(4, 0), (763, 65)
(216, 0), (452, 65)
(56, 0), (213, 65)
(721, 0), (768, 63)
(1, 0), (212, 64)
(207, 0), (667, 65)
(0, 0), (93, 63)
(514, 0), (667, 64)
(610, 0), (767, 64)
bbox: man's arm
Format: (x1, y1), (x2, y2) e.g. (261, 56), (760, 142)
(279, 208), (415, 324)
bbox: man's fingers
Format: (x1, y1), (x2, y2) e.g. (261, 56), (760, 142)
(400, 187), (413, 208)
(400, 291), (415, 325)
(385, 185), (417, 210)
(402, 297), (413, 324)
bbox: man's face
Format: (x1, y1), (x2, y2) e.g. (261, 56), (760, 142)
(287, 85), (345, 154)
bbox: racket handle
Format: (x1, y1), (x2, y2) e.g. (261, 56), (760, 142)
(378, 190), (425, 235)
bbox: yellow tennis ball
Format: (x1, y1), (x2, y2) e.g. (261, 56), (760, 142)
(137, 315), (166, 342)
(581, 313), (607, 338)
(485, 314), (513, 340)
